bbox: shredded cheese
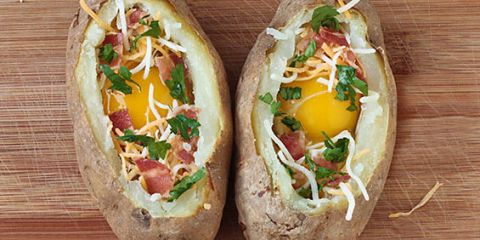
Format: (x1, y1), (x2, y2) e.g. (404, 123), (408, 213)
(266, 27), (288, 40)
(143, 37), (153, 79)
(337, 0), (352, 18)
(158, 38), (187, 53)
(79, 0), (116, 33)
(327, 49), (344, 92)
(339, 182), (355, 221)
(264, 120), (319, 200)
(337, 0), (361, 13)
(115, 0), (130, 50)
(389, 182), (443, 218)
(337, 130), (370, 201)
(148, 83), (162, 121)
(353, 48), (376, 54)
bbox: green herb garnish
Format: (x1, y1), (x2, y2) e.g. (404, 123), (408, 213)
(99, 43), (118, 63)
(305, 154), (341, 180)
(298, 187), (312, 198)
(100, 64), (139, 94)
(132, 20), (161, 49)
(117, 130), (172, 160)
(279, 87), (302, 100)
(148, 141), (172, 160)
(292, 40), (317, 64)
(259, 92), (284, 116)
(167, 114), (201, 141)
(166, 64), (190, 104)
(281, 116), (302, 131)
(168, 167), (206, 202)
(335, 65), (368, 111)
(322, 131), (350, 163)
(311, 6), (340, 32)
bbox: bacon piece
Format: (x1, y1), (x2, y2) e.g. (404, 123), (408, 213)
(154, 55), (175, 82)
(313, 155), (337, 171)
(279, 131), (306, 160)
(127, 8), (148, 28)
(177, 149), (194, 164)
(135, 158), (174, 195)
(296, 27), (348, 53)
(326, 175), (351, 187)
(318, 28), (349, 47)
(170, 135), (199, 164)
(102, 33), (123, 68)
(171, 105), (199, 119)
(109, 109), (132, 131)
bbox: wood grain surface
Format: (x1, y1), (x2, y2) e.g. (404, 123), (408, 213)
(0, 0), (479, 239)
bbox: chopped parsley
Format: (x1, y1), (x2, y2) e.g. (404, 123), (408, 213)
(166, 64), (190, 104)
(279, 87), (302, 100)
(298, 187), (312, 198)
(305, 154), (341, 180)
(99, 43), (118, 63)
(168, 167), (206, 202)
(259, 92), (284, 116)
(311, 6), (340, 32)
(167, 114), (201, 141)
(131, 20), (161, 49)
(100, 65), (140, 94)
(335, 65), (368, 111)
(292, 40), (317, 64)
(117, 130), (172, 160)
(322, 131), (350, 163)
(281, 116), (302, 131)
(148, 141), (172, 160)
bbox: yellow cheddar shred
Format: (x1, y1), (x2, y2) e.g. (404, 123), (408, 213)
(79, 0), (117, 33)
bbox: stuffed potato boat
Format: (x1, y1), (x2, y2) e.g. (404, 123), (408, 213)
(236, 0), (396, 239)
(66, 0), (232, 239)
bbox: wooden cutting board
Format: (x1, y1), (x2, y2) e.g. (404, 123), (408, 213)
(1, 0), (479, 239)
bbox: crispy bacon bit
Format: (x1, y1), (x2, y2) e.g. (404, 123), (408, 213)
(171, 136), (198, 164)
(135, 158), (174, 195)
(313, 155), (337, 171)
(103, 33), (123, 46)
(109, 109), (132, 131)
(155, 56), (175, 82)
(318, 28), (349, 47)
(102, 33), (123, 68)
(280, 131), (306, 160)
(171, 105), (199, 119)
(127, 8), (147, 27)
(326, 175), (351, 187)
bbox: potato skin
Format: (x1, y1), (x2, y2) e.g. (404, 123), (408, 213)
(66, 1), (232, 239)
(235, 0), (397, 239)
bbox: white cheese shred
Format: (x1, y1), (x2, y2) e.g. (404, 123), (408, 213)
(339, 182), (355, 221)
(148, 83), (162, 121)
(337, 0), (361, 13)
(353, 48), (376, 54)
(338, 130), (370, 201)
(389, 182), (443, 218)
(115, 0), (130, 50)
(263, 120), (319, 201)
(266, 27), (288, 40)
(328, 49), (344, 92)
(271, 72), (298, 83)
(158, 38), (187, 53)
(143, 37), (153, 79)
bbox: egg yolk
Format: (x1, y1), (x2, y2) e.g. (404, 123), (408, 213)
(103, 67), (174, 129)
(280, 80), (360, 143)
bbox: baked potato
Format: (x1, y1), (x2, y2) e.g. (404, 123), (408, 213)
(66, 0), (232, 239)
(235, 0), (396, 239)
